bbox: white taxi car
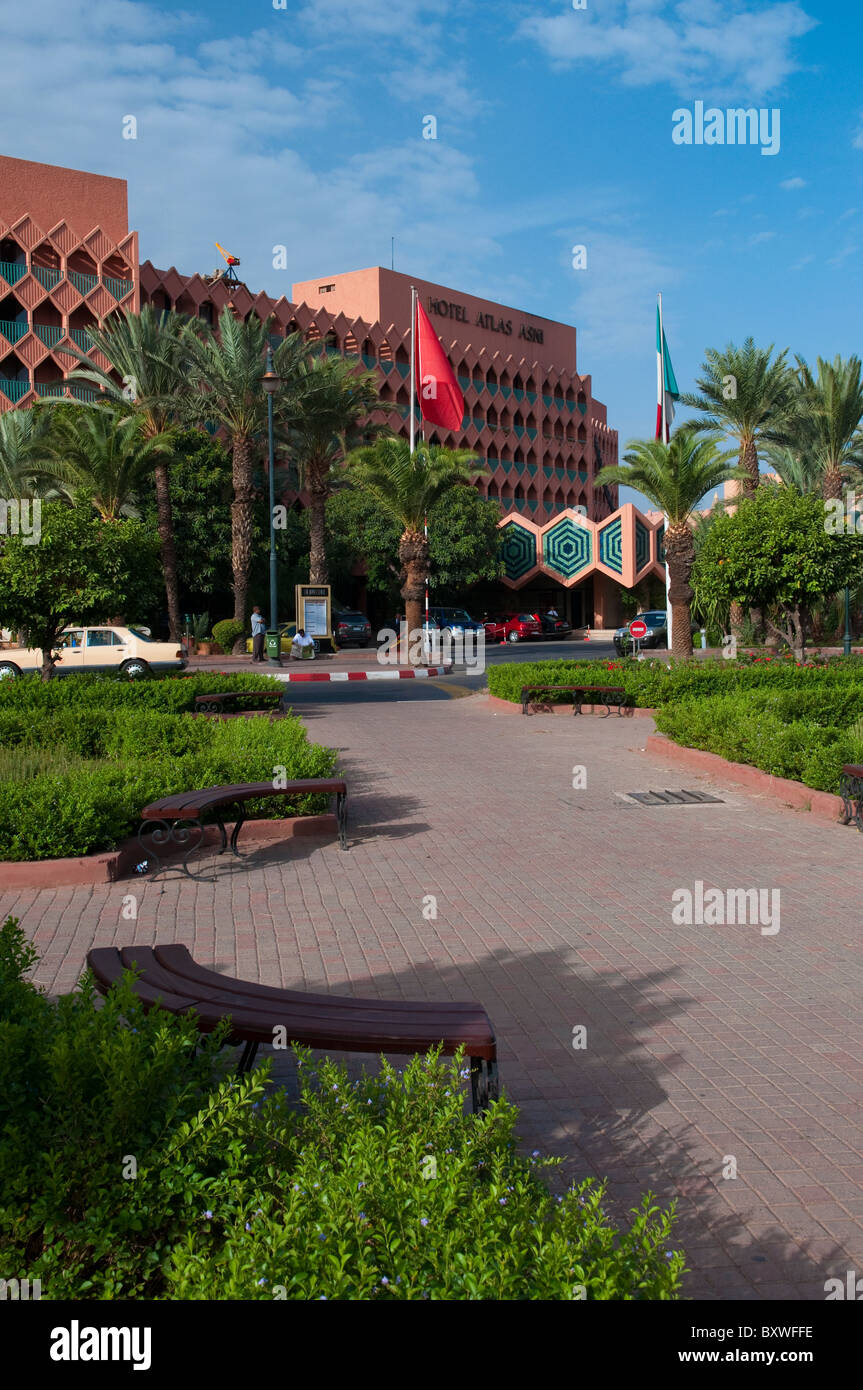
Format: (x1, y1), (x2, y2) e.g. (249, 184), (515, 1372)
(0, 626), (187, 680)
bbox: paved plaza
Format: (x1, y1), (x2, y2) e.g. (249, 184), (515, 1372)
(2, 689), (861, 1300)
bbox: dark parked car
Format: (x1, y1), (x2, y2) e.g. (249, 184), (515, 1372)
(333, 610), (372, 647)
(533, 611), (572, 638)
(613, 610), (668, 654)
(426, 606), (485, 638)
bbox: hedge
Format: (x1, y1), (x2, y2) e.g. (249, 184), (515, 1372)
(0, 673), (335, 861)
(654, 690), (863, 793)
(486, 656), (863, 709)
(0, 919), (685, 1300)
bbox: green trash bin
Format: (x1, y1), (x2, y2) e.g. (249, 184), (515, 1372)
(265, 630), (282, 664)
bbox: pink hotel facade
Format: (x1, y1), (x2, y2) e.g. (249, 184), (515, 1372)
(0, 155), (667, 626)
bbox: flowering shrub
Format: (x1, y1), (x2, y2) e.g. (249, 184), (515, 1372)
(0, 920), (685, 1301)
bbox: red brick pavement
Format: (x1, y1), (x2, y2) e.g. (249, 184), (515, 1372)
(2, 692), (861, 1301)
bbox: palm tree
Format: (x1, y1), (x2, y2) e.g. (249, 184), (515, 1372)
(41, 403), (170, 521)
(59, 306), (194, 639)
(183, 310), (306, 629)
(345, 437), (483, 661)
(595, 429), (744, 659)
(793, 354), (863, 501)
(285, 352), (389, 584)
(681, 339), (800, 496)
(0, 405), (53, 496)
(761, 443), (821, 495)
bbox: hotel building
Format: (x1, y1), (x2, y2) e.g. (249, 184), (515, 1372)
(0, 155), (665, 627)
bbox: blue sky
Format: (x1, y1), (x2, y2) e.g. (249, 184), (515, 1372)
(3, 0), (861, 499)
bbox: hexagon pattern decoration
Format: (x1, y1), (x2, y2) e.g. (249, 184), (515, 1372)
(598, 516), (623, 574)
(635, 518), (651, 574)
(500, 521), (537, 581)
(543, 516), (592, 579)
(498, 503), (665, 588)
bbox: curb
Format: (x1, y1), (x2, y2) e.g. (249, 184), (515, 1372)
(645, 734), (847, 824)
(276, 667), (451, 683)
(0, 813), (338, 889)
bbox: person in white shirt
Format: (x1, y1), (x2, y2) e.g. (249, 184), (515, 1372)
(290, 628), (316, 660)
(250, 606), (266, 662)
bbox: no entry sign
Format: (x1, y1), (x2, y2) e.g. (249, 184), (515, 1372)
(629, 620), (648, 639)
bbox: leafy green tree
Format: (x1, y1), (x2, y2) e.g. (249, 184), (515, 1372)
(0, 503), (160, 679)
(426, 485), (505, 597)
(596, 430), (743, 659)
(681, 339), (800, 497)
(693, 488), (863, 659)
(60, 306), (195, 640)
(344, 438), (484, 660)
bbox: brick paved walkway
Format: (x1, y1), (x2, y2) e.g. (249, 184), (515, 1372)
(2, 691), (861, 1300)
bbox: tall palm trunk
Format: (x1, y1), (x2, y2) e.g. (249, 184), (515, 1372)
(307, 459), (329, 585)
(231, 435), (255, 628)
(152, 459), (181, 641)
(740, 436), (759, 497)
(665, 523), (694, 659)
(399, 529), (429, 666)
(822, 466), (844, 502)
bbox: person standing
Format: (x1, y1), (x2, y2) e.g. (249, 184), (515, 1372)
(251, 606), (266, 662)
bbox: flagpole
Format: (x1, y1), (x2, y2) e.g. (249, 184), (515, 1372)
(658, 292), (673, 653)
(409, 285), (417, 456)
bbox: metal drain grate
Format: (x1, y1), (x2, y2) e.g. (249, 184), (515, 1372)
(625, 788), (724, 806)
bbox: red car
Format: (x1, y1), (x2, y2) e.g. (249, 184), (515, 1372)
(483, 613), (542, 644)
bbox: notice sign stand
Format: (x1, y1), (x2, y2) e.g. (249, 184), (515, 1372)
(629, 618), (647, 657)
(295, 584), (334, 652)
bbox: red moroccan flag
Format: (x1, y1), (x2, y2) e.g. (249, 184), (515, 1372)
(414, 298), (465, 432)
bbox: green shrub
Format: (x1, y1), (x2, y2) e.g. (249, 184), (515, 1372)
(212, 619), (245, 653)
(654, 690), (863, 793)
(0, 919), (685, 1301)
(0, 669), (284, 715)
(487, 655), (863, 709)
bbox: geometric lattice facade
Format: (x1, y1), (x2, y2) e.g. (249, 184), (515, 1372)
(1, 158), (619, 530)
(500, 503), (666, 589)
(0, 157), (139, 412)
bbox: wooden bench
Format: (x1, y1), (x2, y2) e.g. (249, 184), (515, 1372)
(87, 944), (499, 1112)
(521, 684), (627, 717)
(137, 778), (348, 877)
(840, 764), (863, 830)
(193, 690), (285, 717)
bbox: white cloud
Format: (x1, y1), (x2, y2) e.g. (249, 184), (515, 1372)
(520, 0), (817, 98)
(780, 176), (806, 189)
(749, 231), (776, 244)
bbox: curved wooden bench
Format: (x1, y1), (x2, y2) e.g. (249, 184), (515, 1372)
(87, 944), (499, 1111)
(840, 763), (863, 831)
(521, 684), (627, 716)
(193, 690), (285, 716)
(138, 779), (347, 877)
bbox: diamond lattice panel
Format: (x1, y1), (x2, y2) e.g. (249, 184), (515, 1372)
(635, 518), (651, 573)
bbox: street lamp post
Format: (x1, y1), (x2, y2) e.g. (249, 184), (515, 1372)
(262, 346), (280, 666)
(844, 585), (852, 657)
